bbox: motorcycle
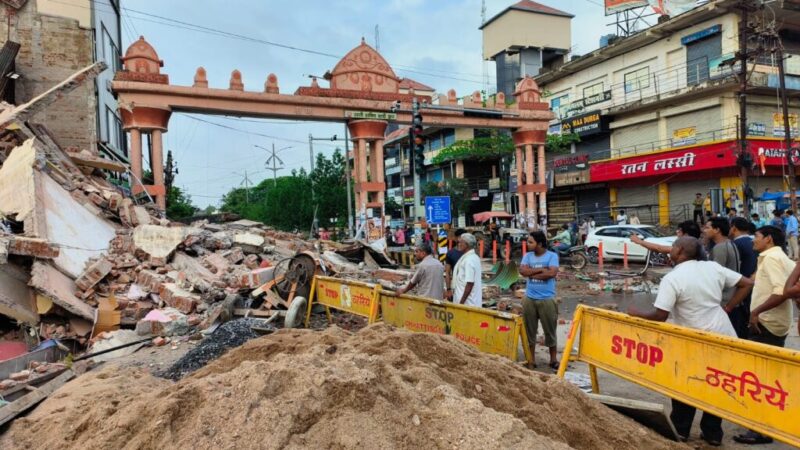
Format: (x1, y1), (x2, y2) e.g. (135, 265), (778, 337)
(549, 244), (588, 270)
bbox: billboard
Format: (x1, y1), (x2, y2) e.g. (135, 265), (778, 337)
(605, 0), (648, 15)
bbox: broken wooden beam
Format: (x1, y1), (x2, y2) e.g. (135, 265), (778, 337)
(0, 369), (74, 427)
(67, 151), (127, 172)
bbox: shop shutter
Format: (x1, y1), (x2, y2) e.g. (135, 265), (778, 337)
(616, 185), (659, 224)
(577, 188), (611, 225)
(668, 179), (712, 223)
(749, 176), (785, 195)
(613, 121), (658, 156)
(666, 106), (722, 140)
(547, 190), (576, 228)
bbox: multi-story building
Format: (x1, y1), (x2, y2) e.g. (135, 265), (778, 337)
(0, 0), (125, 163)
(481, 0), (573, 98)
(536, 0), (800, 226)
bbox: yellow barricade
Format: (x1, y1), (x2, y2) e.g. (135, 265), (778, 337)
(557, 305), (800, 446)
(379, 291), (532, 365)
(304, 276), (380, 326)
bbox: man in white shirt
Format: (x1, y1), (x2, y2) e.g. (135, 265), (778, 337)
(587, 215), (596, 235)
(628, 236), (753, 446)
(451, 233), (483, 308)
(616, 209), (628, 225)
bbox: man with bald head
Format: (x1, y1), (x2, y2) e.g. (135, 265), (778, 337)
(628, 236), (754, 446)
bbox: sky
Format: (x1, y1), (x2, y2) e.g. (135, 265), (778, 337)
(116, 0), (627, 208)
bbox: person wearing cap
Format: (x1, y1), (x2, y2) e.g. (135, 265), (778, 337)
(395, 242), (444, 300)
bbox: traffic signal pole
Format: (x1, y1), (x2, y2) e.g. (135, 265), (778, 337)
(411, 98), (424, 221)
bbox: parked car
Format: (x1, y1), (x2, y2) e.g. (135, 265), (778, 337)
(584, 225), (676, 264)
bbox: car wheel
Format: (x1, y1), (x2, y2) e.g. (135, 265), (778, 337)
(587, 247), (599, 264)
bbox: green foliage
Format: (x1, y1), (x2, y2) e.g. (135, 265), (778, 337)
(384, 196), (402, 219)
(546, 132), (581, 154)
(219, 149), (349, 232)
(165, 186), (197, 221)
(422, 178), (471, 218)
(431, 132), (515, 165)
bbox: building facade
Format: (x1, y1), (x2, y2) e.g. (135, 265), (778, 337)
(536, 0), (800, 226)
(0, 0), (124, 162)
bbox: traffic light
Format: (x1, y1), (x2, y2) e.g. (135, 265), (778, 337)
(412, 99), (425, 175)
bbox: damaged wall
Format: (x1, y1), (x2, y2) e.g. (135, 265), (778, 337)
(42, 174), (116, 278)
(0, 263), (38, 324)
(0, 139), (40, 235)
(1, 0), (97, 152)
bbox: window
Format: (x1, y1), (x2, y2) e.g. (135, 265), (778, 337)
(624, 67), (650, 93)
(105, 106), (125, 155)
(443, 129), (455, 146)
(102, 26), (121, 73)
(596, 229), (620, 237)
(582, 82), (604, 98)
(549, 94), (569, 118)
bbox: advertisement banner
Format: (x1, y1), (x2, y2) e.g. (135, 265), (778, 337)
(379, 292), (530, 363)
(561, 111), (609, 137)
(672, 126), (696, 146)
(590, 139), (796, 182)
(772, 113), (798, 138)
(560, 306), (800, 446)
(605, 0), (648, 15)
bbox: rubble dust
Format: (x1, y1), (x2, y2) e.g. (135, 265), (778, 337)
(1, 325), (686, 450)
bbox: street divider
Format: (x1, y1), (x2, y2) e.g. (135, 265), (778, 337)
(379, 290), (533, 365)
(304, 276), (381, 327)
(387, 250), (415, 267)
(558, 305), (800, 446)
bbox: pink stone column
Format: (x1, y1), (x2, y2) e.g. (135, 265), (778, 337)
(151, 129), (166, 211)
(525, 144), (535, 219)
(374, 138), (385, 206)
(515, 146), (526, 219)
(357, 138), (368, 211)
(129, 129), (143, 187)
(537, 144), (547, 219)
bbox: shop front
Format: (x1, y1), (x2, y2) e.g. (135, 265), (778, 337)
(589, 139), (796, 225)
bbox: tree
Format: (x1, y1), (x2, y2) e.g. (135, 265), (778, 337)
(431, 131), (515, 165)
(219, 150), (349, 232)
(165, 186), (197, 221)
(546, 132), (581, 154)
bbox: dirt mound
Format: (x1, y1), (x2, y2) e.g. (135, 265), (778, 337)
(1, 325), (686, 450)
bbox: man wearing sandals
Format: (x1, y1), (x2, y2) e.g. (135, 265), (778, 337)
(628, 237), (753, 446)
(519, 231), (560, 371)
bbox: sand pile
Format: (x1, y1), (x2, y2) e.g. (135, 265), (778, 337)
(1, 325), (686, 450)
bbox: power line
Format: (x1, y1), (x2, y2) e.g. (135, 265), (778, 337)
(176, 113), (338, 147)
(53, 0), (495, 85)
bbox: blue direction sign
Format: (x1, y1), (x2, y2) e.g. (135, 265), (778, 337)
(425, 196), (451, 225)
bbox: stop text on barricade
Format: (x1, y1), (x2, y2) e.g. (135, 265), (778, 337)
(379, 291), (532, 365)
(304, 276), (380, 326)
(557, 305), (800, 447)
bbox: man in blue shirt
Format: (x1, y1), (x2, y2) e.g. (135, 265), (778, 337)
(519, 230), (560, 371)
(784, 210), (798, 260)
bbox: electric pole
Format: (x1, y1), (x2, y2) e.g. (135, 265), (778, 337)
(308, 133), (315, 173)
(233, 169), (252, 205)
(736, 2), (752, 217)
(255, 143), (289, 187)
(164, 150), (178, 193)
(777, 46), (798, 212)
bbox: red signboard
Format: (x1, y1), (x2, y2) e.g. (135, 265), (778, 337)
(590, 139), (794, 182)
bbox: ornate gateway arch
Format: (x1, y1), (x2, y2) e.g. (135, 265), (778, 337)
(113, 37), (552, 225)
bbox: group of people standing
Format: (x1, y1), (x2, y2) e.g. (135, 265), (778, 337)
(628, 215), (797, 446)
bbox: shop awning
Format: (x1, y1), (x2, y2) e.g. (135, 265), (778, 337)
(472, 211), (513, 223)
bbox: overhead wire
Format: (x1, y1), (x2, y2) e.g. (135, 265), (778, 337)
(52, 0), (494, 85)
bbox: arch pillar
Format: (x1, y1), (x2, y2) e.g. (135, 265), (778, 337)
(121, 105), (172, 211)
(348, 119), (388, 240)
(513, 128), (547, 230)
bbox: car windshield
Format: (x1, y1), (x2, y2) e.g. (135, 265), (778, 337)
(636, 226), (665, 238)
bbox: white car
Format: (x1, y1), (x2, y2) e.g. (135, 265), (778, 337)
(584, 225), (676, 264)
